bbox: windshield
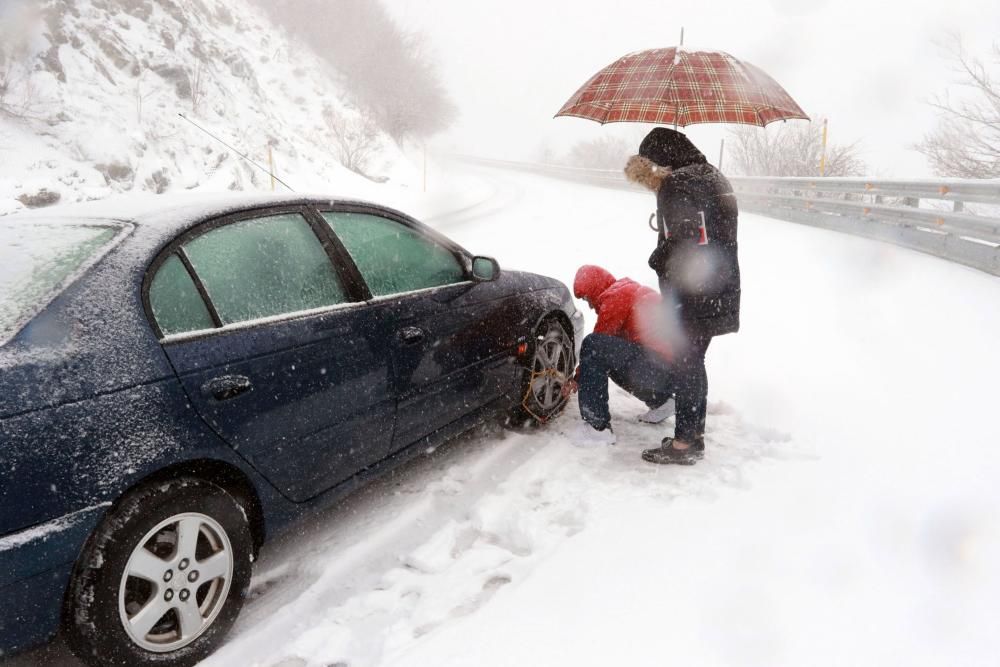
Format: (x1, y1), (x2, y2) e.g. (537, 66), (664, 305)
(0, 220), (124, 346)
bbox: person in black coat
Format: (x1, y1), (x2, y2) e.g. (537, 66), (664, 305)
(624, 127), (741, 465)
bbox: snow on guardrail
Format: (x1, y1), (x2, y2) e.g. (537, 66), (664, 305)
(455, 155), (1000, 277)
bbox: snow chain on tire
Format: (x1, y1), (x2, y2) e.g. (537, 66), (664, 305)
(520, 367), (572, 424)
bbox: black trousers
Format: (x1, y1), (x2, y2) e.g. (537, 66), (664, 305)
(578, 333), (711, 442)
(578, 334), (673, 429)
(670, 334), (711, 443)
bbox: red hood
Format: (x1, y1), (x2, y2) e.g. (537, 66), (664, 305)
(573, 265), (616, 302)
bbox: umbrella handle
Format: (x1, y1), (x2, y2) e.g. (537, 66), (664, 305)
(648, 212), (659, 232)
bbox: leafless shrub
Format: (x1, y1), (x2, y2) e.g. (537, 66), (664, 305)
(135, 69), (167, 125)
(728, 119), (866, 177)
(915, 37), (1000, 179)
(324, 107), (381, 175)
(190, 60), (207, 114)
(564, 136), (632, 170)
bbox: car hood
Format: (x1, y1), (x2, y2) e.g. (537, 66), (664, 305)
(498, 269), (568, 293)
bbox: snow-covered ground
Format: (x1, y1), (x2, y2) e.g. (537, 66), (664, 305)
(10, 162), (1000, 666)
(208, 163), (1000, 667)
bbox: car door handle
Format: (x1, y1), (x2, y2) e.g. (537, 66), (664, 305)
(397, 326), (426, 345)
(201, 375), (253, 401)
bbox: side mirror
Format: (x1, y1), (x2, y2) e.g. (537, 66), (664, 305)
(471, 256), (500, 282)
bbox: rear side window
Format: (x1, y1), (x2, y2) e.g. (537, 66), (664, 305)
(148, 255), (215, 336)
(0, 221), (122, 346)
(182, 213), (348, 325)
(321, 212), (465, 297)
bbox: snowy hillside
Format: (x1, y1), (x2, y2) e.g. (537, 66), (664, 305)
(0, 0), (417, 216)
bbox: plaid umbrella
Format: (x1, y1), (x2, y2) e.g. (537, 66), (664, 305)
(556, 48), (808, 127)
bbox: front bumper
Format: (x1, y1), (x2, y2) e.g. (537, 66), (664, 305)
(0, 504), (108, 656)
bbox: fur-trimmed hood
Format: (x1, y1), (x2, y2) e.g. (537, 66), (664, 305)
(624, 155), (671, 192)
(626, 127), (710, 192)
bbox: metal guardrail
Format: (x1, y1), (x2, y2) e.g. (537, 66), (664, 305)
(726, 177), (1000, 276)
(458, 156), (1000, 276)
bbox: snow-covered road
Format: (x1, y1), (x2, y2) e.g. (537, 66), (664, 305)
(10, 163), (1000, 666)
(210, 163), (1000, 667)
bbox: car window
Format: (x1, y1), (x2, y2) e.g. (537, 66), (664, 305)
(183, 213), (349, 325)
(148, 254), (215, 336)
(321, 212), (466, 297)
(0, 221), (123, 346)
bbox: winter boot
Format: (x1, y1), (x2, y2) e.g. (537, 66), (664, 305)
(638, 398), (675, 424)
(571, 421), (617, 448)
(641, 437), (704, 465)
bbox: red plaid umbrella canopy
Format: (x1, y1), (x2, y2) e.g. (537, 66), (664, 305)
(556, 48), (809, 127)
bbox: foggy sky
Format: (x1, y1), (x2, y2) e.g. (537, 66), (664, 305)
(389, 0), (1000, 177)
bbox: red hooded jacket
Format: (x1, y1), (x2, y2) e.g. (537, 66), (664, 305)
(573, 266), (666, 352)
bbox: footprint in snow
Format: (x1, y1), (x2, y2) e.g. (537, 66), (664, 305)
(413, 574), (513, 637)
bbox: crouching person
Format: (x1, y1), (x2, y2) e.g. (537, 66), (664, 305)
(565, 265), (674, 447)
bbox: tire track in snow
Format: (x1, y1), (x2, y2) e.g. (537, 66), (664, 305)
(206, 391), (800, 667)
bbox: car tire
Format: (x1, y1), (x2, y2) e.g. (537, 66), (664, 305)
(509, 318), (576, 426)
(63, 477), (253, 667)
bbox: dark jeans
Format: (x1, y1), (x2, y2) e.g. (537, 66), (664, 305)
(578, 333), (711, 442)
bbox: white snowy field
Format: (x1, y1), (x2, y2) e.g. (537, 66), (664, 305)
(206, 164), (1000, 667)
(10, 163), (1000, 667)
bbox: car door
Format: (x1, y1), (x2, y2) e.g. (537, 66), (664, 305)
(145, 207), (395, 502)
(316, 208), (511, 452)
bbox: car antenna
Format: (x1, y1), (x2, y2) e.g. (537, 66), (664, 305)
(177, 113), (296, 192)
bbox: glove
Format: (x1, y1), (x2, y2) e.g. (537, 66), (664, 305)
(560, 378), (579, 398)
(648, 240), (667, 273)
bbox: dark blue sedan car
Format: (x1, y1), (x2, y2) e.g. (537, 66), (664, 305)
(0, 194), (582, 666)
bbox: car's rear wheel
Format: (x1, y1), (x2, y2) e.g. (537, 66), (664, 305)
(63, 478), (253, 667)
(510, 318), (575, 425)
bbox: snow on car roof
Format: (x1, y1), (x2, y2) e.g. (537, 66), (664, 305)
(2, 192), (376, 231)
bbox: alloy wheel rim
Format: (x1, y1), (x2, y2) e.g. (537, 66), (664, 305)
(118, 512), (234, 653)
(530, 325), (573, 411)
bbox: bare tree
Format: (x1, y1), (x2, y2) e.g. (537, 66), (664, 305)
(915, 38), (1000, 179)
(565, 136), (631, 170)
(728, 119), (866, 177)
(0, 5), (41, 120)
(536, 141), (557, 164)
(0, 56), (24, 118)
(368, 31), (457, 143)
(251, 0), (456, 144)
(325, 107), (381, 176)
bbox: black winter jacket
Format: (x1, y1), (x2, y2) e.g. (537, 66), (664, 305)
(648, 162), (741, 338)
